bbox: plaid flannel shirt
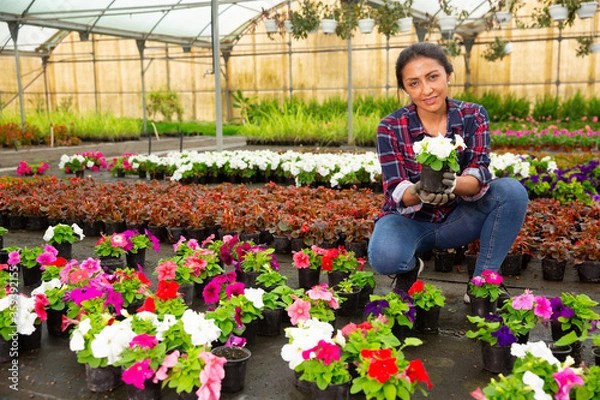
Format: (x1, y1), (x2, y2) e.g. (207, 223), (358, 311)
(376, 98), (492, 223)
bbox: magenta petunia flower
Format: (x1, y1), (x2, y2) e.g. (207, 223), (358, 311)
(110, 233), (130, 249)
(234, 306), (244, 329)
(553, 368), (584, 400)
(7, 251), (20, 266)
(69, 286), (103, 306)
(144, 229), (161, 252)
(129, 334), (158, 349)
(36, 251), (56, 266)
(470, 276), (485, 287)
(533, 296), (553, 319)
(44, 244), (58, 257)
(225, 282), (245, 300)
(483, 271), (503, 285)
(122, 359), (154, 389)
(104, 288), (124, 315)
(202, 281), (221, 304)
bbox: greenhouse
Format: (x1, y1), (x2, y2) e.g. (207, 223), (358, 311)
(0, 1), (599, 399)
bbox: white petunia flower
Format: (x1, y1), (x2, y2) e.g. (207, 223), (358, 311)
(244, 288), (265, 309)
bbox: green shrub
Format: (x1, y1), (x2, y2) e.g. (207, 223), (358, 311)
(501, 92), (530, 119)
(585, 96), (600, 119)
(479, 91), (504, 121)
(532, 94), (560, 120)
(559, 91), (587, 121)
(146, 89), (183, 122)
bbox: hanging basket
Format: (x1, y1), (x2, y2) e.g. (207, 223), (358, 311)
(358, 18), (375, 34)
(284, 20), (293, 33)
(576, 1), (598, 19)
(438, 15), (457, 32)
(264, 19), (278, 33)
(397, 17), (413, 32)
(494, 11), (512, 26)
(321, 19), (338, 34)
(503, 41), (513, 55)
(591, 42), (600, 53)
(548, 4), (569, 21)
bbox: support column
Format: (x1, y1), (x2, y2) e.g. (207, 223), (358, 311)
(136, 39), (147, 135)
(8, 22), (26, 137)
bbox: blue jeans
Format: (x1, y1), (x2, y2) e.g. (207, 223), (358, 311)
(367, 178), (529, 277)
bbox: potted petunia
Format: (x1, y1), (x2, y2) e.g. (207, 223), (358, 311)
(293, 246), (323, 290)
(6, 245), (43, 287)
(498, 289), (551, 342)
(43, 222), (85, 260)
(111, 267), (153, 313)
(122, 229), (160, 269)
(349, 271), (376, 308)
(319, 245), (364, 288)
(59, 153), (86, 176)
(364, 290), (414, 340)
(467, 269), (506, 318)
(258, 283), (291, 336)
(287, 284), (339, 325)
(548, 292), (600, 346)
(31, 278), (70, 337)
(295, 339), (352, 397)
(466, 312), (520, 374)
(470, 340), (588, 399)
(155, 255), (217, 305)
(340, 318), (401, 378)
(159, 345), (227, 399)
(69, 311), (135, 392)
(408, 280), (446, 334)
(94, 232), (132, 272)
(414, 134), (466, 193)
(333, 279), (362, 317)
(16, 160), (50, 176)
(350, 344), (433, 399)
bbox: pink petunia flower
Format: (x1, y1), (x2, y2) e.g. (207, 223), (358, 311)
(470, 276), (485, 287)
(482, 270), (503, 285)
(186, 257), (207, 277)
(512, 289), (534, 310)
(307, 284), (333, 302)
(69, 269), (90, 285)
(288, 298), (311, 326)
(202, 281), (221, 304)
(34, 294), (49, 322)
(153, 350), (180, 383)
(196, 351), (227, 400)
(156, 260), (177, 281)
(122, 359), (154, 389)
(292, 251), (310, 269)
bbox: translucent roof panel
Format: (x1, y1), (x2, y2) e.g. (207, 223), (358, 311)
(0, 0), (494, 54)
(0, 0), (283, 52)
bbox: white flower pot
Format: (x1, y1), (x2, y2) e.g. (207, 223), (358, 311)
(284, 20), (293, 33)
(548, 4), (569, 22)
(264, 19), (278, 33)
(495, 11), (512, 26)
(576, 1), (598, 19)
(438, 15), (457, 32)
(591, 42), (600, 53)
(358, 18), (375, 33)
(503, 41), (513, 55)
(397, 17), (413, 32)
(321, 19), (338, 34)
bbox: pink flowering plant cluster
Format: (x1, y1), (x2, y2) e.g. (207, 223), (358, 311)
(109, 153), (138, 176)
(468, 270), (505, 302)
(16, 160), (49, 176)
(471, 340), (597, 400)
(295, 339), (350, 390)
(171, 236), (224, 283)
(498, 289), (552, 338)
(292, 245), (365, 274)
(205, 282), (265, 343)
(154, 254), (213, 286)
(123, 229), (160, 255)
(94, 232), (131, 258)
(287, 283), (339, 325)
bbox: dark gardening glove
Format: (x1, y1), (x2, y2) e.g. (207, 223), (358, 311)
(409, 181), (456, 205)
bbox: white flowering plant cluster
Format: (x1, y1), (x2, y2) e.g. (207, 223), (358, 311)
(414, 135), (466, 172)
(489, 153), (557, 179)
(471, 340), (600, 399)
(43, 223), (85, 245)
(58, 154), (86, 173)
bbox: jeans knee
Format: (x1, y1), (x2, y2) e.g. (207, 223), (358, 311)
(368, 242), (410, 275)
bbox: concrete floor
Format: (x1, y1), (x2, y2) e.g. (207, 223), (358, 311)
(0, 137), (598, 399)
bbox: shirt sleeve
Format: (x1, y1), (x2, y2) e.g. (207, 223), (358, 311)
(457, 104), (493, 200)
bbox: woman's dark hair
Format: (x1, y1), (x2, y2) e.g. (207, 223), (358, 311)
(395, 42), (454, 91)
